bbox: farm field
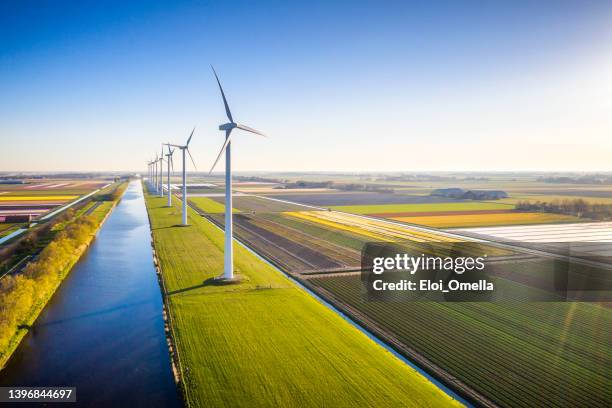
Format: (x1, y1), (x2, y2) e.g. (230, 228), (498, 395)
(189, 197), (239, 214)
(144, 191), (461, 407)
(207, 212), (364, 273)
(268, 192), (455, 206)
(392, 212), (581, 228)
(285, 210), (461, 243)
(456, 222), (612, 245)
(330, 201), (515, 215)
(201, 193), (610, 407)
(0, 179), (110, 224)
(495, 194), (612, 205)
(309, 275), (610, 408)
(0, 195), (78, 201)
(209, 195), (308, 213)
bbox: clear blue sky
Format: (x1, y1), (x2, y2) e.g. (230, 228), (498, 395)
(1, 0), (611, 172)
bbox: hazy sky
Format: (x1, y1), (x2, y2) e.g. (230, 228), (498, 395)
(1, 1), (611, 172)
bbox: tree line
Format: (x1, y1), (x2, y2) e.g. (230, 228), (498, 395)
(0, 214), (102, 356)
(516, 199), (612, 220)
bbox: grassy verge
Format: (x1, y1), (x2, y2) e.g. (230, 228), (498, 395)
(189, 197), (239, 214)
(145, 191), (461, 408)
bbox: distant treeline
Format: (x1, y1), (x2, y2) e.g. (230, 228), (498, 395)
(234, 176), (281, 183)
(516, 199), (612, 220)
(280, 180), (393, 193)
(537, 175), (612, 184)
(431, 188), (508, 200)
(381, 175), (489, 182)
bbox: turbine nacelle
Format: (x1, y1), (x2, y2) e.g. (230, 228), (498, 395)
(219, 122), (237, 131)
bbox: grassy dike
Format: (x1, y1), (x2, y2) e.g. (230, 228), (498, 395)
(0, 184), (127, 368)
(145, 189), (461, 408)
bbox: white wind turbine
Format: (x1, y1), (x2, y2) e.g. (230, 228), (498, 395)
(164, 145), (175, 207)
(152, 155), (159, 193)
(166, 128), (196, 226)
(146, 160), (152, 188)
(158, 146), (165, 197)
(209, 67), (267, 280)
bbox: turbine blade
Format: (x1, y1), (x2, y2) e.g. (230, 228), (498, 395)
(209, 129), (232, 174)
(236, 123), (267, 137)
(186, 127), (195, 146)
(186, 148), (197, 171)
(211, 66), (233, 122)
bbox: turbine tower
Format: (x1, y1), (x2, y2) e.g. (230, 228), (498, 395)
(209, 67), (267, 280)
(146, 160), (152, 187)
(158, 148), (165, 197)
(152, 155), (159, 193)
(167, 128), (196, 226)
(165, 145), (175, 207)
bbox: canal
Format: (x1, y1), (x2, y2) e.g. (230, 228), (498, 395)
(0, 181), (180, 407)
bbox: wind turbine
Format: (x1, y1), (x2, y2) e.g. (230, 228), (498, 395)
(146, 160), (152, 186)
(158, 145), (165, 198)
(151, 156), (158, 193)
(164, 145), (175, 207)
(167, 128), (196, 226)
(209, 67), (267, 280)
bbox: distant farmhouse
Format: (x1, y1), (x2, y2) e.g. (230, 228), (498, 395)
(431, 188), (508, 200)
(0, 179), (26, 184)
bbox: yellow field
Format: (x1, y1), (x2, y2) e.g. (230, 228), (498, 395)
(284, 210), (512, 256)
(0, 195), (77, 201)
(285, 210), (460, 242)
(391, 212), (581, 228)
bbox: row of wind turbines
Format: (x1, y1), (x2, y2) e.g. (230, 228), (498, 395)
(146, 67), (266, 281)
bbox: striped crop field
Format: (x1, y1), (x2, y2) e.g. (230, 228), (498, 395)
(284, 211), (460, 243)
(0, 195), (78, 201)
(309, 275), (611, 408)
(455, 222), (612, 243)
(329, 201), (515, 215)
(392, 212), (581, 228)
(144, 191), (461, 407)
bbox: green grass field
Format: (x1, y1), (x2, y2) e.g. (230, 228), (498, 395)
(189, 197), (238, 214)
(330, 201), (515, 214)
(145, 191), (461, 408)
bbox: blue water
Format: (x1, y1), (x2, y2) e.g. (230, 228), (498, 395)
(0, 181), (180, 407)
